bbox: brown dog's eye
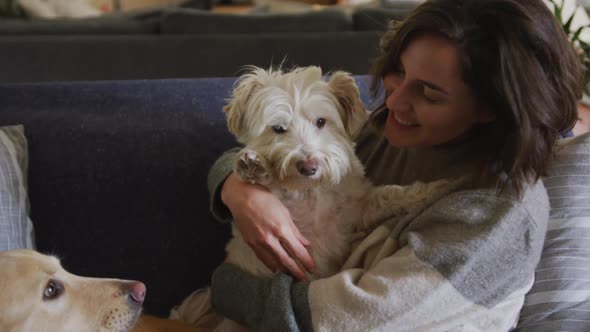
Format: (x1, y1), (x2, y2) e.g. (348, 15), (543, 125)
(316, 118), (326, 128)
(271, 125), (287, 134)
(43, 280), (63, 301)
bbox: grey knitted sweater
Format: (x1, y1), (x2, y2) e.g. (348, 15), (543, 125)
(207, 121), (549, 332)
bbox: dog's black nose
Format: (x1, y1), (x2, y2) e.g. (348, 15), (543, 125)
(296, 159), (318, 176)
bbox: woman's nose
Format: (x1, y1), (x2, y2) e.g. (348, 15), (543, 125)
(385, 81), (412, 113)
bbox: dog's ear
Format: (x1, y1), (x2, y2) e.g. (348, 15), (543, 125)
(328, 71), (368, 138)
(290, 66), (323, 87)
(223, 70), (264, 140)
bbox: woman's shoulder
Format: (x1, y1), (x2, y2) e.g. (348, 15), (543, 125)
(401, 177), (548, 311)
(426, 175), (549, 230)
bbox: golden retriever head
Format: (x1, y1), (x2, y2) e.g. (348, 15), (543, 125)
(0, 249), (144, 332)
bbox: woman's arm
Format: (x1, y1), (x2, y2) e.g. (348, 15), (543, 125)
(210, 187), (550, 332)
(207, 148), (241, 223)
(207, 149), (316, 279)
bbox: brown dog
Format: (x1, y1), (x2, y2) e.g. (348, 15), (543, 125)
(0, 249), (205, 332)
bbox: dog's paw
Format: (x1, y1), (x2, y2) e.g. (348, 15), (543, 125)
(403, 178), (450, 210)
(235, 150), (272, 185)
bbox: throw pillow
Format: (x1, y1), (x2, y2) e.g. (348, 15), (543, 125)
(517, 132), (590, 331)
(0, 125), (34, 251)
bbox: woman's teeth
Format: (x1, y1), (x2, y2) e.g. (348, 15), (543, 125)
(395, 114), (417, 126)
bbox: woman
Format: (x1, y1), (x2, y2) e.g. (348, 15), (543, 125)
(206, 0), (583, 330)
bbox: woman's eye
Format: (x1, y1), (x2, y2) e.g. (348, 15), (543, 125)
(316, 118), (326, 128)
(43, 280), (62, 300)
(422, 86), (441, 103)
(271, 125), (287, 134)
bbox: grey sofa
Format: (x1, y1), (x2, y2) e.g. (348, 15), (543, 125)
(0, 6), (414, 83)
(1, 76), (589, 330)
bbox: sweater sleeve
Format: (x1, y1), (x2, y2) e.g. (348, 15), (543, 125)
(210, 185), (549, 332)
(211, 264), (313, 332)
(207, 147), (241, 223)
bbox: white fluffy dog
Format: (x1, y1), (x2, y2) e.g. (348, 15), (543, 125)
(171, 66), (446, 330)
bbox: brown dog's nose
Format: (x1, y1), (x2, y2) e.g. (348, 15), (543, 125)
(296, 159), (318, 176)
(128, 282), (146, 304)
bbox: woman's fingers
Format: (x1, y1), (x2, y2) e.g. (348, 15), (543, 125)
(293, 224), (311, 247)
(281, 230), (316, 274)
(249, 223), (315, 279)
(222, 173), (316, 279)
(252, 243), (282, 273)
(266, 237), (309, 280)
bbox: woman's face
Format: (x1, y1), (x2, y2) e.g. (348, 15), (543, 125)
(383, 34), (494, 148)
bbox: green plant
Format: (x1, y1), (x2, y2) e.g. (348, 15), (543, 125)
(550, 0), (590, 96)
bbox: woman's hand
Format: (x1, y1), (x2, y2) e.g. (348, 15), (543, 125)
(221, 173), (316, 280)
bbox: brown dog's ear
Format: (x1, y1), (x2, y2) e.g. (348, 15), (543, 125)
(223, 68), (264, 139)
(328, 71), (368, 138)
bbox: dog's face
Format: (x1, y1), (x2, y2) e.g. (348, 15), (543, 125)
(224, 66), (368, 189)
(0, 249), (144, 332)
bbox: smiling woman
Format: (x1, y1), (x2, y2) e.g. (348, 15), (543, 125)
(380, 34), (495, 148)
(205, 0), (585, 331)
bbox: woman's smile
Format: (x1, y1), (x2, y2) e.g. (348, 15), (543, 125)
(390, 111), (419, 128)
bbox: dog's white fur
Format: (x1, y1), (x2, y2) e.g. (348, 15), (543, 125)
(225, 66), (446, 277)
(18, 0), (101, 18)
(0, 249), (144, 332)
(172, 66), (447, 330)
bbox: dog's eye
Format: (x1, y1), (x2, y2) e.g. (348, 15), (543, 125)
(316, 118), (326, 129)
(271, 125), (287, 134)
(43, 280), (63, 301)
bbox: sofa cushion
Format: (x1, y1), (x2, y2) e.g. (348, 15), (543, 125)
(352, 7), (413, 31)
(160, 8), (353, 34)
(0, 125), (34, 251)
(517, 132), (590, 331)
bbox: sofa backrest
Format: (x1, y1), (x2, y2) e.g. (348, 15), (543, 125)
(160, 7), (353, 34)
(0, 31), (383, 83)
(0, 6), (420, 83)
(0, 16), (160, 35)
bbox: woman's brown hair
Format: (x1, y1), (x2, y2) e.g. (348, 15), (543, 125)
(371, 0), (584, 197)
